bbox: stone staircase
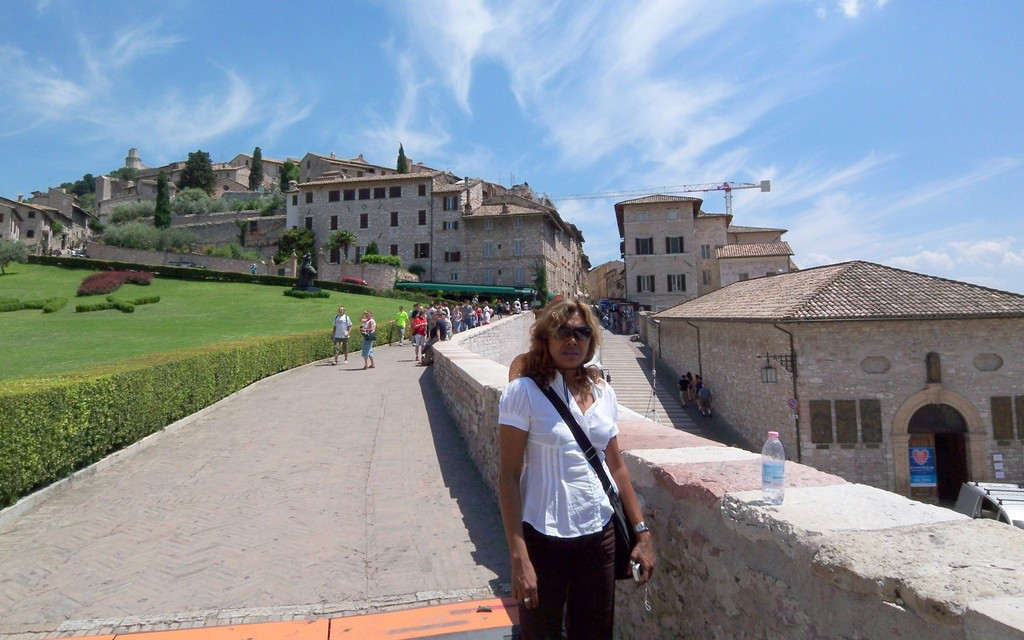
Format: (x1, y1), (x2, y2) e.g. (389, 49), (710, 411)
(598, 330), (700, 434)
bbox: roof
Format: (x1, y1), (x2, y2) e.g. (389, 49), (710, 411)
(300, 170), (445, 187)
(716, 242), (793, 259)
(433, 179), (482, 193)
(728, 225), (787, 234)
(395, 281), (536, 296)
(654, 260), (1024, 322)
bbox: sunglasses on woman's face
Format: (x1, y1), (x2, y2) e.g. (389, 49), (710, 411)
(553, 325), (593, 341)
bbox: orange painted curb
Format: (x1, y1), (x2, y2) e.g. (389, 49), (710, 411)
(330, 598), (518, 639)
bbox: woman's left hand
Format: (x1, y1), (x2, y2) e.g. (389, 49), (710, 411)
(630, 534), (656, 585)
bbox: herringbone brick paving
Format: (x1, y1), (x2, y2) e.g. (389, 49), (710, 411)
(0, 343), (509, 639)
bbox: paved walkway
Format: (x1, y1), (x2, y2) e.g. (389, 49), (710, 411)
(0, 343), (510, 639)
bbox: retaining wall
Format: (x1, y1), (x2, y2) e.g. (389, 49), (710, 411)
(433, 317), (1024, 639)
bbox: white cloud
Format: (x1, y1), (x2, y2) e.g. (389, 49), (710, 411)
(838, 0), (863, 18)
(887, 250), (956, 272)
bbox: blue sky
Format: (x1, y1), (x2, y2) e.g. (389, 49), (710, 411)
(2, 1), (1022, 293)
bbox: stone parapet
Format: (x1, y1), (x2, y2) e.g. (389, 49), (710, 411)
(433, 319), (1024, 639)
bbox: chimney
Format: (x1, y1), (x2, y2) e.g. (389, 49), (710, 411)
(17, 194), (23, 202)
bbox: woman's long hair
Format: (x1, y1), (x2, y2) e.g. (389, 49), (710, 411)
(521, 299), (602, 393)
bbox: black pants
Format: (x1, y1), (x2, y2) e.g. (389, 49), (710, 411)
(520, 521), (616, 640)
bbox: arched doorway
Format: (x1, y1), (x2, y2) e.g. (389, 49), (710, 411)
(908, 404), (968, 504)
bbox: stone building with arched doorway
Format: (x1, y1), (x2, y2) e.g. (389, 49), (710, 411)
(646, 261), (1024, 503)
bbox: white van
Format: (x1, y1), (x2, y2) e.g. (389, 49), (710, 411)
(954, 482), (1024, 529)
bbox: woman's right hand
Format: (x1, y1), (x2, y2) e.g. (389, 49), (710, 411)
(511, 554), (539, 610)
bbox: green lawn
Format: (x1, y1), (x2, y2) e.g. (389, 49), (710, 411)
(0, 263), (415, 381)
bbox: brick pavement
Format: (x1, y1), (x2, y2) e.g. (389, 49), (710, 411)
(0, 343), (510, 639)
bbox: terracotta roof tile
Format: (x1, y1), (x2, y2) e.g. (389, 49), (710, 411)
(728, 225), (787, 233)
(654, 261), (1024, 322)
(616, 194), (703, 206)
(301, 171), (445, 187)
(716, 242), (793, 259)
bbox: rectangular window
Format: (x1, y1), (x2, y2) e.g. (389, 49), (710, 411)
(328, 190), (340, 202)
(702, 270), (712, 285)
(810, 400), (834, 443)
(667, 274), (686, 292)
(450, 273), (459, 281)
(513, 267), (525, 285)
(292, 195), (298, 206)
(635, 237), (654, 255)
(389, 211), (399, 226)
(513, 238), (524, 256)
(483, 240), (494, 258)
(483, 219), (493, 231)
(860, 399), (882, 443)
(514, 217), (523, 228)
(359, 213), (368, 229)
(358, 188), (370, 200)
(389, 186), (401, 198)
(992, 396), (1014, 440)
(1017, 396), (1024, 439)
(483, 268), (495, 285)
(304, 216), (313, 230)
(418, 210), (427, 225)
(343, 189), (355, 201)
(701, 244), (711, 259)
(330, 246), (340, 263)
(665, 236), (684, 254)
(634, 212), (649, 222)
(304, 192), (313, 204)
(443, 220), (459, 230)
(355, 246), (363, 262)
(835, 400), (858, 443)
(414, 243), (430, 259)
(635, 275), (655, 293)
(418, 184), (427, 197)
(248, 220), (258, 232)
(330, 215), (338, 231)
(373, 187), (386, 199)
(443, 195), (458, 211)
(667, 209), (679, 220)
(444, 251), (461, 262)
(390, 244), (398, 256)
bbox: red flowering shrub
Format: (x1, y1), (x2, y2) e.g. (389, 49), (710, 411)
(77, 271), (153, 296)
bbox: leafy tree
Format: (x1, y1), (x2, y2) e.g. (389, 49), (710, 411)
(275, 228), (314, 265)
(407, 264), (425, 276)
(177, 150), (216, 194)
(0, 240), (28, 274)
(365, 240), (379, 255)
(327, 229), (357, 262)
(50, 220), (64, 235)
(279, 160), (300, 191)
(360, 254), (401, 267)
(108, 166), (140, 182)
(248, 146), (264, 191)
(533, 262), (549, 303)
(154, 171), (171, 229)
(397, 144), (409, 174)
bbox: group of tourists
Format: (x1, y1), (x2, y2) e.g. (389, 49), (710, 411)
(678, 371), (712, 416)
(330, 305), (377, 370)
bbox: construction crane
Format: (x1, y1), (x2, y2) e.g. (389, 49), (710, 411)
(551, 180), (771, 216)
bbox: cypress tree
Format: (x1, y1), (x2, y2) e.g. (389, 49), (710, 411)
(248, 146), (264, 191)
(154, 171), (171, 229)
(397, 144), (409, 174)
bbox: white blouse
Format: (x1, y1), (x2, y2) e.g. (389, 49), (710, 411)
(498, 372), (620, 538)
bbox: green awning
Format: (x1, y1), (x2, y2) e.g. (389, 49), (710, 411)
(395, 281), (537, 297)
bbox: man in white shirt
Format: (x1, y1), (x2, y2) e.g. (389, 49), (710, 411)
(332, 306), (353, 365)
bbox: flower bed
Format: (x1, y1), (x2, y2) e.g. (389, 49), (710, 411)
(77, 271), (153, 296)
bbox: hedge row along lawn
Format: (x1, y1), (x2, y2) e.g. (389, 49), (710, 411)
(0, 263), (417, 382)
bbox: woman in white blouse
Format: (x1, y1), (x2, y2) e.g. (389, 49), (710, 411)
(498, 299), (654, 639)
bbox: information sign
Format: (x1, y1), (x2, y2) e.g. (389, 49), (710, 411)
(909, 447), (937, 487)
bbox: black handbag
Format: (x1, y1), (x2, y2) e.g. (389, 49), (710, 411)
(540, 385), (637, 580)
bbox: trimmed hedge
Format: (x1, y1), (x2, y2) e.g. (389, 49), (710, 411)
(76, 302), (115, 313)
(0, 330), (336, 508)
(284, 289), (331, 299)
(1, 297), (69, 313)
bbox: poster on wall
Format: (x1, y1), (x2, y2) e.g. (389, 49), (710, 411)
(909, 447), (938, 487)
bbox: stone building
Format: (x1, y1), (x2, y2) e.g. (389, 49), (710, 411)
(0, 192), (93, 254)
(616, 195), (794, 311)
(587, 260), (626, 301)
(285, 171), (586, 296)
(647, 261), (1024, 502)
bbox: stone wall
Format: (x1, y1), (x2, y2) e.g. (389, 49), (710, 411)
(85, 242), (270, 274)
(432, 318), (1024, 639)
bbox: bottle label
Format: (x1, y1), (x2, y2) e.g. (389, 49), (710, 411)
(762, 460), (784, 487)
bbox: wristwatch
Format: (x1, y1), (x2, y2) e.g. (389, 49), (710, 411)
(634, 521), (650, 534)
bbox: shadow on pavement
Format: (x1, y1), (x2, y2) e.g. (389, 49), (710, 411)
(417, 366), (511, 594)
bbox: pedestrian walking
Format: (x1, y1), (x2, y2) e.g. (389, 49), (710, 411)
(395, 306), (409, 346)
(331, 306), (353, 365)
(359, 310), (376, 369)
(411, 306), (428, 364)
(678, 372), (691, 407)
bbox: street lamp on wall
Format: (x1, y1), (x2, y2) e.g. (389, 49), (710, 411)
(757, 352), (795, 383)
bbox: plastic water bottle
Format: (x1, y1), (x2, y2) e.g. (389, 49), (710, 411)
(762, 431), (786, 505)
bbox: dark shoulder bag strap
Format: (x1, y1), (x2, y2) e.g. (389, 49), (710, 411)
(539, 385), (615, 495)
